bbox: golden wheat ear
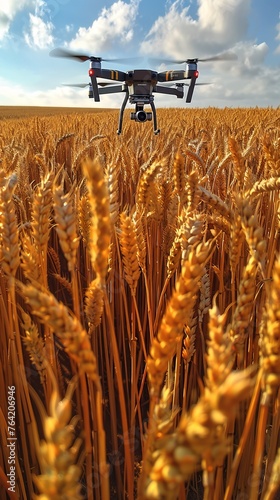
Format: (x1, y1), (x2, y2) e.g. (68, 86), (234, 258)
(31, 370), (84, 500)
(17, 281), (101, 387)
(85, 278), (105, 334)
(53, 180), (80, 273)
(82, 158), (111, 285)
(117, 211), (141, 296)
(0, 173), (20, 285)
(148, 239), (215, 397)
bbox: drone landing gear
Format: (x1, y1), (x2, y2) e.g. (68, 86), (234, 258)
(117, 93), (129, 135)
(150, 100), (160, 135)
(117, 93), (160, 135)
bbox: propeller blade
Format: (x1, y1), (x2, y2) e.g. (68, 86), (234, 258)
(98, 82), (122, 87)
(62, 81), (122, 88)
(50, 48), (90, 62)
(161, 82), (189, 87)
(149, 51), (237, 65)
(161, 82), (211, 87)
(62, 83), (89, 88)
(197, 51), (238, 62)
(50, 48), (142, 64)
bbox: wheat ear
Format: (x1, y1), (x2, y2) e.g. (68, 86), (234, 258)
(53, 181), (80, 272)
(237, 196), (267, 270)
(182, 367), (256, 496)
(141, 381), (197, 500)
(85, 278), (105, 335)
(30, 171), (54, 267)
(21, 309), (46, 386)
(260, 257), (280, 395)
(117, 211), (141, 296)
(147, 240), (214, 397)
(173, 151), (187, 210)
(33, 373), (83, 499)
(19, 282), (101, 387)
(264, 447), (280, 500)
(227, 255), (258, 368)
(228, 136), (245, 189)
(20, 232), (43, 283)
(198, 185), (232, 220)
(78, 192), (92, 247)
(247, 175), (280, 198)
(136, 159), (164, 210)
(0, 174), (20, 285)
(143, 366), (255, 499)
(206, 300), (234, 390)
(249, 254), (280, 500)
(83, 158), (111, 284)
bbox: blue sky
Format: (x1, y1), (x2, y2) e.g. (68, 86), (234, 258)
(0, 0), (279, 108)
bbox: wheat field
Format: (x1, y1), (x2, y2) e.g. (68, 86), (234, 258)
(0, 106), (280, 499)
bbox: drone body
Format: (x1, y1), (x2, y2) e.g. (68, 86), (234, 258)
(50, 48), (237, 134)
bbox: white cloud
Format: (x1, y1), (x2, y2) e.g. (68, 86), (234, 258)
(68, 0), (139, 53)
(24, 13), (54, 49)
(276, 22), (280, 54)
(243, 42), (268, 67)
(0, 76), (123, 108)
(136, 0), (280, 108)
(66, 24), (74, 33)
(0, 0), (36, 40)
(140, 0), (251, 58)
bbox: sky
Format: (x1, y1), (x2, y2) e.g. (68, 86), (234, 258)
(0, 0), (279, 109)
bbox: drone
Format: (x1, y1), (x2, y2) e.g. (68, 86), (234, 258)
(50, 48), (237, 135)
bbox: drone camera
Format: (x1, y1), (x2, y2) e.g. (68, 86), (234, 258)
(130, 111), (152, 123)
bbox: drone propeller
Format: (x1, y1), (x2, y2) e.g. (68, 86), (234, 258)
(162, 82), (211, 87)
(149, 51), (237, 65)
(50, 48), (139, 64)
(62, 82), (121, 89)
(62, 83), (89, 88)
(98, 82), (121, 87)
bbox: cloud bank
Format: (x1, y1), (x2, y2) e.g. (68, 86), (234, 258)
(0, 0), (36, 40)
(68, 0), (140, 54)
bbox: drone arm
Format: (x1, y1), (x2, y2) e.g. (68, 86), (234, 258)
(89, 75), (100, 101)
(117, 91), (129, 135)
(99, 85), (124, 95)
(186, 78), (196, 103)
(154, 85), (184, 98)
(99, 69), (127, 81)
(157, 70), (186, 82)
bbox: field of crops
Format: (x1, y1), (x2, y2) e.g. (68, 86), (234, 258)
(0, 106), (280, 499)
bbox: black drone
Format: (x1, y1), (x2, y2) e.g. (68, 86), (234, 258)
(50, 48), (237, 135)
